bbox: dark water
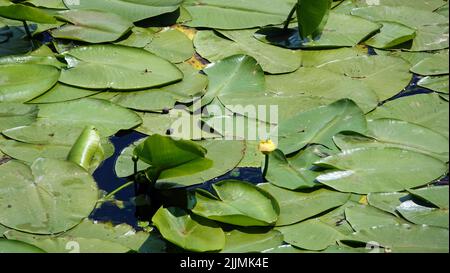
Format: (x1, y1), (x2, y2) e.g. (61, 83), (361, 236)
(90, 72), (448, 228)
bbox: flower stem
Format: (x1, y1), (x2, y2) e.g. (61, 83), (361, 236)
(284, 3), (298, 30)
(22, 21), (36, 50)
(99, 181), (134, 203)
(262, 154), (269, 179)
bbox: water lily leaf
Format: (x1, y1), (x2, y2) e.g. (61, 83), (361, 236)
(63, 0), (183, 22)
(36, 98), (142, 136)
(265, 67), (379, 114)
(315, 147), (447, 194)
(50, 10), (133, 43)
(182, 0), (295, 29)
(0, 239), (45, 253)
(396, 200), (448, 228)
(344, 0), (448, 12)
(0, 64), (60, 102)
(23, 0), (67, 9)
(276, 99), (367, 154)
(115, 27), (156, 48)
(4, 230), (131, 253)
(254, 12), (380, 48)
(0, 3), (57, 24)
(367, 192), (408, 216)
(364, 21), (416, 49)
(345, 204), (404, 232)
(0, 102), (37, 131)
(194, 30), (300, 74)
(259, 183), (350, 226)
(59, 45), (183, 90)
(408, 186), (449, 209)
(144, 28), (194, 63)
(277, 218), (348, 251)
(222, 229), (283, 253)
(0, 45), (65, 68)
(410, 52), (449, 76)
(152, 206), (225, 252)
(29, 83), (100, 104)
(334, 119), (449, 162)
(297, 0), (332, 39)
(367, 93), (449, 138)
(0, 159), (98, 234)
(114, 138), (148, 178)
(300, 47), (368, 67)
(418, 76), (449, 94)
(346, 224), (449, 253)
(319, 55), (412, 101)
(157, 140), (245, 189)
(108, 64), (207, 112)
(264, 146), (333, 190)
(351, 6), (449, 51)
(191, 180), (279, 227)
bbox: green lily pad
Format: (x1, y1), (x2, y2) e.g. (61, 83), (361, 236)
(36, 98), (142, 136)
(418, 76), (449, 94)
(300, 47), (368, 67)
(63, 0), (183, 22)
(367, 93), (449, 138)
(0, 3), (57, 24)
(319, 55), (412, 101)
(367, 192), (408, 216)
(59, 45), (183, 90)
(4, 230), (131, 253)
(191, 180), (279, 227)
(254, 12), (380, 49)
(182, 0), (295, 29)
(144, 28), (194, 63)
(222, 229), (283, 253)
(0, 102), (37, 131)
(51, 10), (133, 43)
(0, 45), (65, 68)
(0, 64), (60, 102)
(410, 52), (449, 76)
(0, 159), (98, 234)
(264, 146), (332, 190)
(259, 183), (350, 226)
(152, 207), (225, 252)
(351, 6), (449, 51)
(315, 147), (447, 194)
(334, 119), (449, 162)
(396, 200), (449, 228)
(275, 99), (367, 154)
(194, 30), (301, 74)
(345, 204), (404, 232)
(157, 140), (245, 189)
(346, 224), (449, 253)
(409, 186), (449, 209)
(29, 83), (100, 104)
(0, 239), (45, 253)
(364, 21), (416, 49)
(115, 27), (156, 48)
(24, 0), (67, 9)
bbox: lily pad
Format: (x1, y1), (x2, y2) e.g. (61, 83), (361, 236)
(51, 10), (133, 43)
(410, 52), (449, 76)
(0, 3), (57, 24)
(345, 204), (404, 232)
(0, 159), (98, 234)
(418, 76), (449, 94)
(191, 180), (279, 227)
(0, 239), (45, 253)
(194, 30), (301, 74)
(315, 147), (447, 194)
(29, 83), (100, 104)
(0, 45), (65, 68)
(409, 186), (449, 209)
(334, 119), (449, 162)
(396, 200), (449, 228)
(182, 0), (295, 29)
(346, 224), (449, 253)
(364, 21), (416, 49)
(63, 0), (183, 22)
(59, 45), (183, 90)
(222, 229), (283, 253)
(144, 28), (194, 63)
(0, 64), (60, 102)
(319, 55), (412, 101)
(367, 192), (408, 216)
(264, 146), (332, 190)
(275, 99), (367, 154)
(367, 93), (449, 138)
(0, 102), (37, 131)
(152, 207), (225, 252)
(259, 183), (350, 226)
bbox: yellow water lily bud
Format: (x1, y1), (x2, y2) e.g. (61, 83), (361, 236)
(259, 140), (277, 154)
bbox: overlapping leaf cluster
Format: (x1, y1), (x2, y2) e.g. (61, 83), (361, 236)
(0, 0), (449, 253)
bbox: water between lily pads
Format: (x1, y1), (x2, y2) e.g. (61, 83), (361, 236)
(90, 74), (449, 229)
